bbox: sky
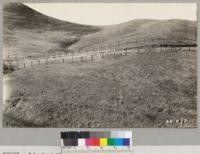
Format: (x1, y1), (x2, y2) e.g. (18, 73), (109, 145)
(24, 3), (197, 26)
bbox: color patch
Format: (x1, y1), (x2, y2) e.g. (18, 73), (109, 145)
(100, 138), (107, 146)
(79, 131), (90, 138)
(86, 139), (93, 146)
(114, 138), (123, 146)
(85, 138), (100, 146)
(93, 138), (100, 146)
(123, 138), (130, 146)
(107, 138), (115, 146)
(78, 139), (85, 146)
(61, 131), (132, 147)
(63, 139), (78, 146)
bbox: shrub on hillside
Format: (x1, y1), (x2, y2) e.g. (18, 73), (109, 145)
(3, 63), (15, 74)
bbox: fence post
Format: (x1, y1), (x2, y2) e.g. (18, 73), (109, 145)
(31, 61), (32, 66)
(137, 48), (139, 53)
(38, 60), (40, 65)
(24, 63), (26, 69)
(81, 56), (83, 62)
(189, 47), (191, 51)
(125, 49), (128, 56)
(160, 47), (162, 52)
(62, 58), (64, 63)
(101, 53), (104, 59)
(171, 47), (173, 52)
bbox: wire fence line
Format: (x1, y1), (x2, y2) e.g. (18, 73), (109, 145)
(4, 38), (196, 60)
(3, 38), (197, 70)
(79, 37), (196, 52)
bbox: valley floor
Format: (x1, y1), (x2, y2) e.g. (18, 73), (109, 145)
(3, 49), (197, 128)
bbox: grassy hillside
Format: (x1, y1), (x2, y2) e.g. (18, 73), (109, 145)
(3, 3), (197, 128)
(4, 3), (197, 57)
(3, 50), (197, 127)
(3, 3), (101, 58)
(70, 19), (197, 51)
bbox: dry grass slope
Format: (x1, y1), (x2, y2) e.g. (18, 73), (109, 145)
(3, 49), (197, 127)
(3, 3), (197, 128)
(70, 19), (197, 51)
(4, 3), (196, 57)
(3, 3), (101, 58)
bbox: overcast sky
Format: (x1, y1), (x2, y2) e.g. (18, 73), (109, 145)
(24, 3), (197, 26)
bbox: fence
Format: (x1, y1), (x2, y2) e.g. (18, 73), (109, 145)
(3, 45), (197, 71)
(79, 37), (196, 52)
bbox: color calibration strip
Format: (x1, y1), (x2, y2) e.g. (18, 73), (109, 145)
(60, 131), (132, 152)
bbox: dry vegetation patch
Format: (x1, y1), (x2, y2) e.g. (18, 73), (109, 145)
(3, 50), (197, 127)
